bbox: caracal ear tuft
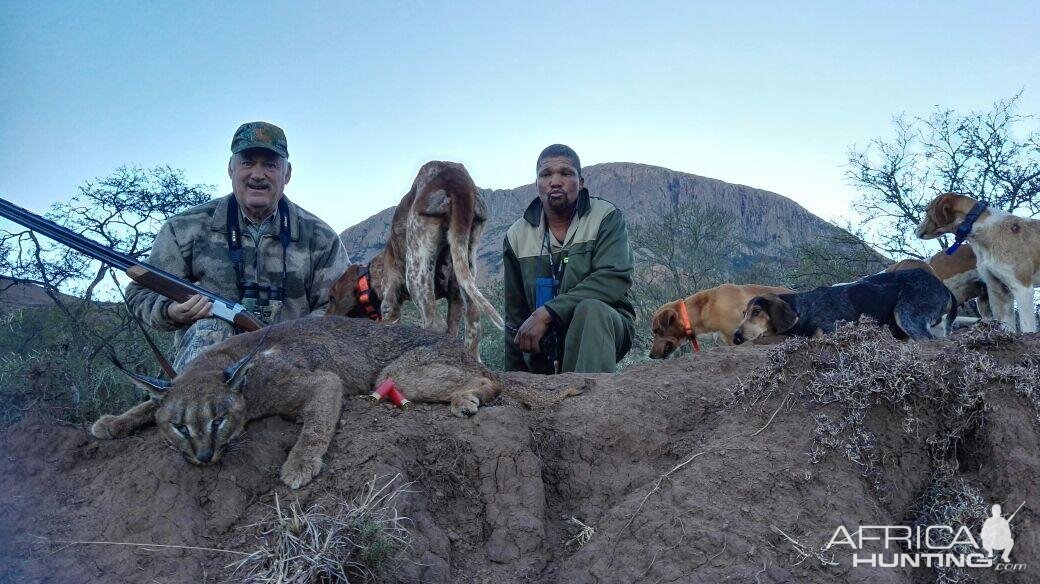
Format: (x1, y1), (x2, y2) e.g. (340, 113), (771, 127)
(109, 355), (171, 400)
(223, 326), (275, 391)
(227, 369), (250, 393)
(223, 358), (256, 393)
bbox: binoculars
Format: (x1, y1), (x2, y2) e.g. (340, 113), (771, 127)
(241, 282), (284, 322)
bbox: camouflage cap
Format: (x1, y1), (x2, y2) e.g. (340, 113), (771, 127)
(231, 121), (289, 159)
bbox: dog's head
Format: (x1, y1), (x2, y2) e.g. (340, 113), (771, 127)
(326, 264), (362, 317)
(649, 300), (686, 359)
(733, 294), (797, 344)
(916, 193), (979, 239)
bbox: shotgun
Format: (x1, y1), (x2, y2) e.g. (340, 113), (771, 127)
(0, 196), (262, 332)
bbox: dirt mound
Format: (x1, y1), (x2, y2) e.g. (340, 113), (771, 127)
(2, 323), (1040, 583)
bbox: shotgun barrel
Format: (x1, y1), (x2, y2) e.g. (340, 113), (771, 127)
(0, 197), (262, 332)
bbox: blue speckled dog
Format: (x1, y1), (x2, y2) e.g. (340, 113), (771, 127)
(733, 269), (957, 343)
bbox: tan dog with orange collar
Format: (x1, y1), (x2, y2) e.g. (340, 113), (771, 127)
(649, 283), (792, 358)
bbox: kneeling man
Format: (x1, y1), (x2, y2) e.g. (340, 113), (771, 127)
(504, 144), (635, 373)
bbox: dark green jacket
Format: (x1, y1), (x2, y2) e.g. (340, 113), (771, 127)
(503, 189), (635, 372)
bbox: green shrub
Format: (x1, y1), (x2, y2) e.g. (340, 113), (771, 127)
(0, 302), (171, 428)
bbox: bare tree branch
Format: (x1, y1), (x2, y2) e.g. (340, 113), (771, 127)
(846, 93), (1039, 259)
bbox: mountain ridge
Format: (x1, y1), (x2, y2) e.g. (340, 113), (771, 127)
(339, 161), (880, 283)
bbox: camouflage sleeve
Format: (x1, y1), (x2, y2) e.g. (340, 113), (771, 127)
(307, 228), (351, 316)
(124, 221), (186, 332)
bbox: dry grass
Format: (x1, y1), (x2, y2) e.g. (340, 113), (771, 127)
(951, 319), (1017, 350)
(771, 524), (837, 567)
(909, 469), (988, 584)
(732, 318), (939, 492)
(733, 318), (1040, 580)
(231, 474), (413, 583)
(731, 318), (1037, 494)
(563, 517), (596, 552)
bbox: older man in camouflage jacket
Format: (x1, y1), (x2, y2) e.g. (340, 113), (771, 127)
(126, 122), (350, 371)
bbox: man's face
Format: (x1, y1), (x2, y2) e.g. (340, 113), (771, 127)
(228, 149), (292, 214)
(536, 156), (583, 216)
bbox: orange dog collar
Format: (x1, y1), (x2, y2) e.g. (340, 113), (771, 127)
(355, 267), (382, 321)
(676, 299), (700, 352)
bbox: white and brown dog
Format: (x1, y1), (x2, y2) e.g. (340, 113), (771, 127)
(917, 193), (1040, 332)
(327, 161), (504, 358)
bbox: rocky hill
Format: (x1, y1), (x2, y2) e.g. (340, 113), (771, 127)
(340, 162), (882, 281)
(0, 276), (79, 313)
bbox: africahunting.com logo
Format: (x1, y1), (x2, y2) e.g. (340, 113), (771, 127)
(825, 501), (1026, 572)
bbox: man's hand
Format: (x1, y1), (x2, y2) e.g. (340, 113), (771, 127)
(514, 307), (554, 353)
(166, 294), (213, 325)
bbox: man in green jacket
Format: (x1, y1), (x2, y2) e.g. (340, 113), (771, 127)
(504, 144), (635, 373)
(126, 122), (350, 371)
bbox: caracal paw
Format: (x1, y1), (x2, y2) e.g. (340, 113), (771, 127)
(281, 455), (323, 489)
(450, 394), (480, 418)
(90, 415), (124, 440)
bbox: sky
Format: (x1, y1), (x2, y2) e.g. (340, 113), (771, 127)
(1, 0), (1038, 233)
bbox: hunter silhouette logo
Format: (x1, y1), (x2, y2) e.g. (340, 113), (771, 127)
(981, 502), (1023, 563)
(824, 500), (1027, 572)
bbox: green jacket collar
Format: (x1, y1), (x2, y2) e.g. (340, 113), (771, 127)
(522, 187), (592, 227)
(210, 193), (301, 241)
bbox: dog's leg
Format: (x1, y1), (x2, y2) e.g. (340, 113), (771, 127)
(981, 272), (1016, 330)
(462, 289), (483, 362)
(280, 372), (343, 489)
(460, 219), (486, 361)
(381, 283), (403, 323)
(942, 293), (959, 337)
(446, 279), (463, 338)
(91, 399), (159, 439)
(466, 305), (483, 362)
(975, 285), (992, 319)
(925, 312), (950, 339)
(1014, 285), (1038, 333)
(405, 216), (446, 331)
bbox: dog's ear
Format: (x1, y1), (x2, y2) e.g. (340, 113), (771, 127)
(931, 193), (966, 229)
(936, 194), (955, 228)
(326, 264), (361, 316)
(664, 305), (679, 329)
(762, 294), (798, 334)
(652, 306), (677, 334)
